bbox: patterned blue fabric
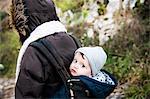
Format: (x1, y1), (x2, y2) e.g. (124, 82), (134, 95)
(92, 70), (115, 85)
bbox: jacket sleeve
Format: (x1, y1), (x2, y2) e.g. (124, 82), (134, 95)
(15, 46), (49, 99)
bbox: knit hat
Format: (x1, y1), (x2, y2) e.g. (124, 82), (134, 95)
(75, 47), (107, 76)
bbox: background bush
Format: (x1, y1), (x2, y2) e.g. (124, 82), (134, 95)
(0, 30), (20, 78)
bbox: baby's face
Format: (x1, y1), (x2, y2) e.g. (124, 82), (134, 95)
(70, 52), (92, 77)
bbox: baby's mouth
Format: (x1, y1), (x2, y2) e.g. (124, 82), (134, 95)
(70, 69), (76, 75)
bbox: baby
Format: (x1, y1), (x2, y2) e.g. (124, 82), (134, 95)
(69, 46), (114, 84)
(52, 47), (117, 98)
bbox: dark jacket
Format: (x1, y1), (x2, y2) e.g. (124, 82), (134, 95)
(15, 31), (78, 99)
(14, 0), (79, 99)
(52, 70), (117, 99)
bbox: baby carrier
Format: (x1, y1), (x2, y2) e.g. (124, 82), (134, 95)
(30, 35), (117, 99)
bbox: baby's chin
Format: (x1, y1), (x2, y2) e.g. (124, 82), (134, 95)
(70, 72), (78, 76)
(71, 72), (92, 77)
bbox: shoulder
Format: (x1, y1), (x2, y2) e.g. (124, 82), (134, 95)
(22, 41), (49, 65)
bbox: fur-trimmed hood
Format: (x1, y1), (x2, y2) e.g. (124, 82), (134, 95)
(11, 0), (59, 43)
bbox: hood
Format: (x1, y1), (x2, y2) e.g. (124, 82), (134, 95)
(11, 0), (59, 43)
(24, 0), (59, 34)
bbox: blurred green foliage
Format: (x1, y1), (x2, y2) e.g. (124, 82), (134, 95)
(53, 0), (84, 12)
(104, 2), (149, 98)
(125, 82), (150, 99)
(81, 32), (99, 47)
(53, 0), (150, 98)
(0, 30), (20, 78)
(0, 11), (7, 21)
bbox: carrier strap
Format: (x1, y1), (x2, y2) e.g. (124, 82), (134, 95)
(30, 39), (71, 85)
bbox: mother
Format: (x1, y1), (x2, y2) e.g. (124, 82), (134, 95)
(11, 0), (79, 98)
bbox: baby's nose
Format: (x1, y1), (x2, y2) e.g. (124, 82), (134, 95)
(74, 64), (79, 69)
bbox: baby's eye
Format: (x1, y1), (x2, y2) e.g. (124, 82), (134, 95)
(73, 59), (77, 63)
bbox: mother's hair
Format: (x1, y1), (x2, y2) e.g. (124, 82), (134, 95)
(11, 0), (59, 43)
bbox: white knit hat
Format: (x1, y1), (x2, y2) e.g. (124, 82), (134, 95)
(75, 46), (107, 76)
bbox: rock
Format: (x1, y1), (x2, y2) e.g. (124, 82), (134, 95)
(0, 85), (3, 99)
(0, 78), (15, 99)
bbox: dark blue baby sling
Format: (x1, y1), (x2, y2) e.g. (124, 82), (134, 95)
(30, 35), (117, 99)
